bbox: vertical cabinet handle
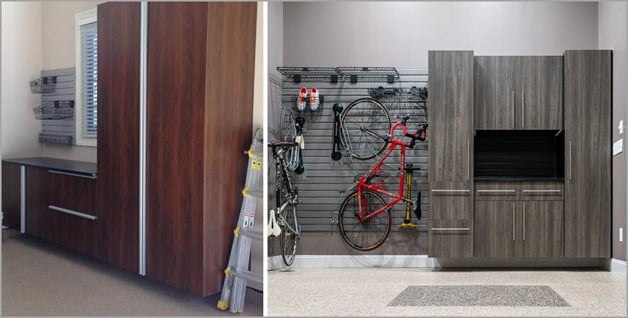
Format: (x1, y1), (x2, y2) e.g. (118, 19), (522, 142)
(467, 140), (470, 180)
(569, 141), (573, 181)
(512, 202), (515, 241)
(522, 202), (526, 241)
(512, 90), (515, 128)
(521, 90), (525, 127)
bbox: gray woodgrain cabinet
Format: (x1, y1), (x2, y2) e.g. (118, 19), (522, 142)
(428, 51), (474, 258)
(474, 200), (516, 257)
(474, 57), (517, 129)
(564, 50), (611, 258)
(474, 181), (564, 258)
(521, 201), (564, 258)
(518, 56), (563, 130)
(474, 56), (562, 130)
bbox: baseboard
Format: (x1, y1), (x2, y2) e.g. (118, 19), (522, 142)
(600, 258), (627, 276)
(271, 255), (607, 269)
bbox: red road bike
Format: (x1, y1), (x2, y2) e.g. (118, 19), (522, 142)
(338, 115), (427, 251)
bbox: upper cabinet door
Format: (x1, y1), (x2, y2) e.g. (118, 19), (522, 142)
(428, 51), (474, 182)
(474, 57), (517, 129)
(517, 56), (563, 130)
(564, 50), (611, 258)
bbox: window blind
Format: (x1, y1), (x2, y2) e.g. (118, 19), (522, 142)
(81, 22), (98, 138)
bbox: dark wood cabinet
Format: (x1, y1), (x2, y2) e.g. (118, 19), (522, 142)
(474, 181), (564, 258)
(521, 201), (563, 258)
(474, 57), (517, 129)
(518, 56), (563, 130)
(474, 56), (562, 130)
(564, 50), (612, 258)
(428, 50), (474, 258)
(2, 162), (21, 229)
(145, 2), (257, 296)
(474, 200), (515, 257)
(96, 2), (141, 272)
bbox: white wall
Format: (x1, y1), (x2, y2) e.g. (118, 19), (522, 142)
(283, 1), (599, 68)
(1, 2), (44, 159)
(599, 1), (628, 261)
(41, 1), (99, 162)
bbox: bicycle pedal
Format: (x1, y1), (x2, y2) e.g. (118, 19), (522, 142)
(399, 222), (418, 229)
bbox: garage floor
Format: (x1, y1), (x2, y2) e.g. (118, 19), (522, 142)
(2, 230), (262, 316)
(268, 267), (626, 316)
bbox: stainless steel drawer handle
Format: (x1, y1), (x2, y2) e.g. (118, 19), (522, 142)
(477, 189), (516, 193)
(431, 189), (470, 193)
(48, 205), (97, 221)
(48, 169), (96, 180)
(522, 189), (561, 193)
(431, 227), (470, 231)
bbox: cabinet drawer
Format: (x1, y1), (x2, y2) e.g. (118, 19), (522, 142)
(429, 219), (473, 258)
(475, 181), (518, 201)
(519, 181), (563, 201)
(430, 182), (473, 220)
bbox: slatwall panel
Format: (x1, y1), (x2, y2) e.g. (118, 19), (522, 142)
(40, 68), (76, 145)
(274, 68), (429, 232)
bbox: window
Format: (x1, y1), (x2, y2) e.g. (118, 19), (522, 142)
(75, 9), (97, 146)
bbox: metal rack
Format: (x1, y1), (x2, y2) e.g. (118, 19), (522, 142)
(30, 76), (57, 94)
(277, 66), (401, 84)
(33, 101), (74, 120)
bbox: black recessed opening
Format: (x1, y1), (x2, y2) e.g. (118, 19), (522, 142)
(474, 130), (564, 179)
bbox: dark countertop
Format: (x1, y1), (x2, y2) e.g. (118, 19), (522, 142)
(474, 177), (564, 182)
(2, 157), (97, 177)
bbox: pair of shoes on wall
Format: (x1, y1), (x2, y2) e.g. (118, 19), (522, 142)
(297, 87), (319, 111)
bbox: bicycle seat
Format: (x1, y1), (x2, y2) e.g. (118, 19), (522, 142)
(268, 141), (298, 149)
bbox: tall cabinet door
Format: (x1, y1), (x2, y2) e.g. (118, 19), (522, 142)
(518, 56), (563, 129)
(474, 57), (517, 129)
(96, 2), (141, 272)
(564, 50), (611, 258)
(428, 51), (474, 182)
(428, 51), (474, 258)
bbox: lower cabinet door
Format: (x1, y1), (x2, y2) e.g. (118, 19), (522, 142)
(429, 183), (474, 258)
(522, 201), (564, 258)
(474, 201), (515, 257)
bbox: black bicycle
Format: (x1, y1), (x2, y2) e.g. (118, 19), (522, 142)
(268, 141), (301, 266)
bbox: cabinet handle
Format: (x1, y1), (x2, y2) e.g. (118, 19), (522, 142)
(477, 189), (516, 193)
(48, 169), (96, 180)
(522, 189), (561, 194)
(521, 90), (525, 126)
(522, 202), (526, 241)
(569, 141), (572, 181)
(512, 202), (515, 241)
(431, 227), (470, 231)
(512, 90), (515, 128)
(467, 140), (470, 180)
(431, 189), (470, 193)
(48, 205), (97, 221)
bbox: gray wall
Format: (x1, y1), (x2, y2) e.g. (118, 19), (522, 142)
(283, 2), (599, 68)
(599, 1), (627, 261)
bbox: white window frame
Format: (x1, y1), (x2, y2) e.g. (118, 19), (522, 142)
(75, 9), (97, 147)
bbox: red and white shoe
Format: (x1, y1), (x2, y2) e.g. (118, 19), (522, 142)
(309, 87), (319, 111)
(297, 87), (307, 111)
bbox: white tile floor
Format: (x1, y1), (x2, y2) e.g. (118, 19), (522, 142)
(268, 268), (626, 316)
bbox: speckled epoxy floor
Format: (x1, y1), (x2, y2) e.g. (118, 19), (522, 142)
(268, 268), (626, 316)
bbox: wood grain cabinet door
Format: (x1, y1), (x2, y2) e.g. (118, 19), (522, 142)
(474, 200), (516, 257)
(564, 50), (611, 258)
(428, 182), (473, 258)
(517, 56), (563, 130)
(474, 57), (517, 129)
(521, 201), (564, 258)
(428, 51), (474, 182)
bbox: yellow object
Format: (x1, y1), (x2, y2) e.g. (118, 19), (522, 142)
(224, 266), (231, 277)
(399, 222), (418, 229)
(242, 188), (249, 197)
(246, 147), (253, 158)
(251, 159), (262, 171)
(217, 300), (229, 311)
(233, 227), (240, 237)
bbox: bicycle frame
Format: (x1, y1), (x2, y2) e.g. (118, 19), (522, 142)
(273, 144), (299, 234)
(356, 121), (415, 222)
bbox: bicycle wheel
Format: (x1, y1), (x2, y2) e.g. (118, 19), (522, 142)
(338, 190), (391, 251)
(280, 202), (299, 266)
(340, 98), (391, 160)
(279, 106), (301, 172)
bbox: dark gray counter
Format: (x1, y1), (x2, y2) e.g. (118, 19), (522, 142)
(2, 157), (97, 177)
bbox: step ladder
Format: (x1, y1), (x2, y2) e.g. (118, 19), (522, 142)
(217, 129), (264, 313)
